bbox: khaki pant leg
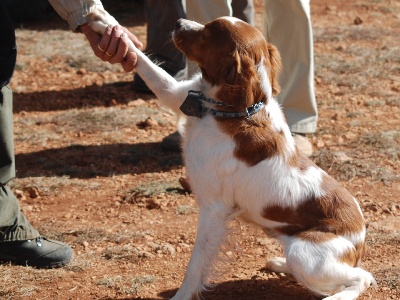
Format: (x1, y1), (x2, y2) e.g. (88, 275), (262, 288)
(185, 0), (232, 76)
(264, 0), (317, 133)
(186, 0), (232, 23)
(232, 0), (255, 25)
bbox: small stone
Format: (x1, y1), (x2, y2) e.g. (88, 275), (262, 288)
(162, 243), (176, 256)
(15, 189), (26, 201)
(344, 132), (357, 140)
(128, 99), (146, 107)
(137, 117), (158, 128)
(333, 151), (353, 162)
(109, 99), (118, 106)
(23, 205), (33, 212)
(179, 177), (192, 193)
(382, 207), (391, 214)
(138, 250), (154, 258)
(28, 187), (40, 198)
(316, 140), (325, 148)
(354, 17), (363, 25)
(256, 237), (270, 246)
(146, 199), (161, 209)
(332, 113), (339, 121)
(144, 234), (154, 241)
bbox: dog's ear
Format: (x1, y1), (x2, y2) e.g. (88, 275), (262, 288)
(266, 44), (282, 96)
(222, 50), (242, 84)
(220, 50), (265, 110)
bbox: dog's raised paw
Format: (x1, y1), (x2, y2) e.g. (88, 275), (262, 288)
(88, 8), (119, 34)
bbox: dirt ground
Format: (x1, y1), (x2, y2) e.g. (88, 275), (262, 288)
(1, 0), (399, 299)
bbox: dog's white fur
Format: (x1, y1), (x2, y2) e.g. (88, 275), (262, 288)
(89, 9), (375, 300)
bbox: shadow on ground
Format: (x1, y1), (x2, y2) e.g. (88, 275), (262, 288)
(12, 82), (152, 113)
(16, 142), (183, 178)
(100, 277), (321, 299)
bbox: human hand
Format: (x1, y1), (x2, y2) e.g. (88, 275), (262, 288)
(80, 23), (143, 72)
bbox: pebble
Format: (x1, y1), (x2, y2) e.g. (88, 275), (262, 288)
(109, 99), (118, 106)
(146, 199), (161, 209)
(333, 151), (353, 162)
(147, 242), (176, 256)
(137, 117), (158, 128)
(128, 99), (146, 107)
(28, 186), (40, 198)
(256, 237), (270, 246)
(316, 140), (325, 148)
(354, 16), (363, 25)
(15, 189), (26, 201)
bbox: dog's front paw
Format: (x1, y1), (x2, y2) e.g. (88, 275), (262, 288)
(88, 8), (119, 34)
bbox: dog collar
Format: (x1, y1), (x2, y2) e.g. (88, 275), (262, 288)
(180, 90), (265, 118)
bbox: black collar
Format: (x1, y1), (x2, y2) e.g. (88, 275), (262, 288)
(180, 90), (265, 118)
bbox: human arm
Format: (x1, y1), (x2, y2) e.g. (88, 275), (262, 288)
(47, 0), (143, 72)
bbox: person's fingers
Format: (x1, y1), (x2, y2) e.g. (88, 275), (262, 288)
(81, 24), (104, 58)
(97, 25), (113, 60)
(103, 25), (123, 58)
(108, 33), (129, 64)
(121, 51), (138, 72)
(82, 24), (138, 71)
(119, 33), (137, 72)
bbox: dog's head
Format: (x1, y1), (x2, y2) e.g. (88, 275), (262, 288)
(173, 17), (281, 110)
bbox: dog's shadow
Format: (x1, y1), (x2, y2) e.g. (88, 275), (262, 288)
(15, 142), (183, 179)
(101, 277), (322, 300)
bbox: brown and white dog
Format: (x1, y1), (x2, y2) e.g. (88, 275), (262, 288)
(89, 9), (375, 300)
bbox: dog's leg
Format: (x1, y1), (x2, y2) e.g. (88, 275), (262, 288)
(321, 269), (377, 300)
(88, 9), (193, 115)
(171, 202), (233, 300)
(282, 235), (375, 299)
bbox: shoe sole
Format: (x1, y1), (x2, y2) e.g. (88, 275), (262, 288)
(0, 252), (73, 269)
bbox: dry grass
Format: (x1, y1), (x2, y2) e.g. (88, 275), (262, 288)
(120, 179), (184, 203)
(96, 274), (157, 295)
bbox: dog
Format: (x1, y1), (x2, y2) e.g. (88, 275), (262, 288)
(89, 9), (375, 300)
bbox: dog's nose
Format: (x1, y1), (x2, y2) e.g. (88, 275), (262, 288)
(175, 18), (184, 29)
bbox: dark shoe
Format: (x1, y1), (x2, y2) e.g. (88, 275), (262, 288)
(161, 131), (181, 152)
(0, 236), (73, 268)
